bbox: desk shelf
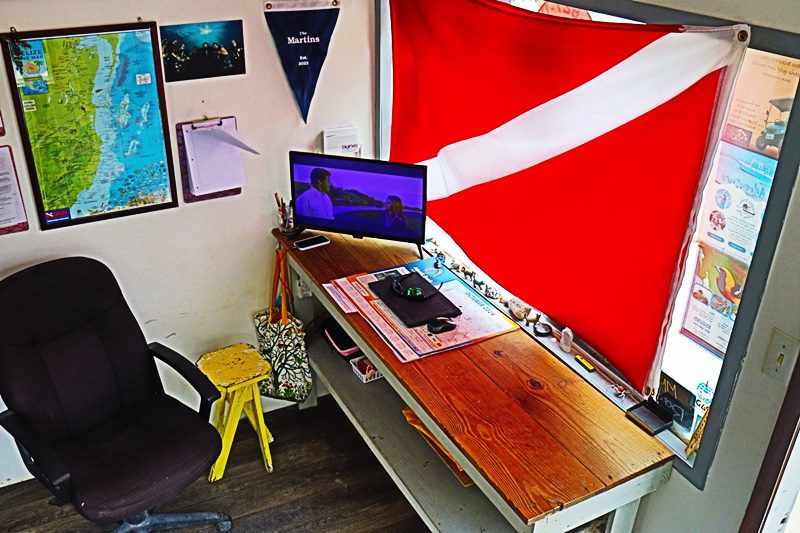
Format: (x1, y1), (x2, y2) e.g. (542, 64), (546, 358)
(306, 335), (515, 533)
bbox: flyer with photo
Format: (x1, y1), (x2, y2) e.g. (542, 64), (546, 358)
(680, 244), (749, 358)
(722, 49), (799, 160)
(680, 48), (798, 358)
(697, 141), (775, 263)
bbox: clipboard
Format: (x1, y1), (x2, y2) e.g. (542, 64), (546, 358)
(175, 116), (242, 203)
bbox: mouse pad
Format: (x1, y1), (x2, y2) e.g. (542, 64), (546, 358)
(368, 273), (461, 328)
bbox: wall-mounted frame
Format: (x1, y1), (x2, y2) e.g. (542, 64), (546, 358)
(0, 22), (177, 230)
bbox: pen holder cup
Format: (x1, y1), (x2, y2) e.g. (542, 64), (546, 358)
(278, 206), (294, 234)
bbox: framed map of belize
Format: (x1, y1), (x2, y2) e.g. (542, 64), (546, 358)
(1, 22), (177, 229)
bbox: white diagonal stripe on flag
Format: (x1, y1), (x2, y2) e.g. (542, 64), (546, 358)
(423, 27), (748, 201)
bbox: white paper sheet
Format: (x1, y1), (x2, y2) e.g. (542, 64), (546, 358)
(182, 118), (257, 195)
(0, 147), (26, 228)
(207, 126), (260, 155)
(322, 282), (358, 313)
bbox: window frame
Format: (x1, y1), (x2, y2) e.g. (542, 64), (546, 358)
(374, 0), (800, 490)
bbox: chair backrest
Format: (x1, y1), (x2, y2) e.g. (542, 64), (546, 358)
(0, 257), (159, 444)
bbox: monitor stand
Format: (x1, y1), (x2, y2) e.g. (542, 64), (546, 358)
(350, 234), (423, 259)
(282, 227), (306, 241)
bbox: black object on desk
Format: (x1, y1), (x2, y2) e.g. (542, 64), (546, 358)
(626, 397), (673, 435)
(369, 272), (462, 328)
(322, 317), (361, 358)
(427, 317), (457, 334)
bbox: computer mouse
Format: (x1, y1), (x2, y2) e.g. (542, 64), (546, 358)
(427, 317), (457, 334)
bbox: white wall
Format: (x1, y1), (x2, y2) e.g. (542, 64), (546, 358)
(632, 3), (800, 532)
(0, 0), (375, 485)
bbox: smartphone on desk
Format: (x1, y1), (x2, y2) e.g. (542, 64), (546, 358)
(294, 234), (330, 251)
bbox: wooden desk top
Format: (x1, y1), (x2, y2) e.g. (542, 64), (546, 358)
(274, 230), (672, 526)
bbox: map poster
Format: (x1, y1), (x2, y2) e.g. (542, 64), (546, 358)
(680, 244), (749, 358)
(0, 22), (177, 230)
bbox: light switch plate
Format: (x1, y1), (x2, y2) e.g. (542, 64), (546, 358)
(762, 328), (800, 385)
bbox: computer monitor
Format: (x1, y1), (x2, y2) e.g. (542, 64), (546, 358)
(289, 151), (427, 244)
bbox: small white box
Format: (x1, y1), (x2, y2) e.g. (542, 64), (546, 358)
(323, 125), (361, 156)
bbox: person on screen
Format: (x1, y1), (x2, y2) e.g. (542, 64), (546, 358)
(382, 195), (408, 231)
(296, 168), (334, 219)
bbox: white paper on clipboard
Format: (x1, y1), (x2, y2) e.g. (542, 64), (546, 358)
(181, 118), (259, 195)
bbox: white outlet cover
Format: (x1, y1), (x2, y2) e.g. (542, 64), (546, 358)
(762, 328), (800, 385)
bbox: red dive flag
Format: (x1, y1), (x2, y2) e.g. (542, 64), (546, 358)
(389, 0), (747, 391)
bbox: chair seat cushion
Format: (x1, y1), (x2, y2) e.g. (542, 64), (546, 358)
(55, 393), (221, 523)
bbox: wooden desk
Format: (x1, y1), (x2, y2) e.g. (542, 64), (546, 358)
(275, 230), (672, 533)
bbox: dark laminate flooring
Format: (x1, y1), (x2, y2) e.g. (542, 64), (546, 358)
(0, 396), (426, 532)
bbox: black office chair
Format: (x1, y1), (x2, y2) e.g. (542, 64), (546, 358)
(0, 257), (232, 532)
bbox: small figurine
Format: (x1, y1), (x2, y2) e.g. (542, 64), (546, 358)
(434, 252), (447, 269)
(609, 383), (628, 400)
(524, 311), (537, 326)
(484, 285), (501, 300)
(559, 327), (574, 352)
(473, 278), (485, 290)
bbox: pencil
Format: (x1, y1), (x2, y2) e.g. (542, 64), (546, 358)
(274, 192), (282, 208)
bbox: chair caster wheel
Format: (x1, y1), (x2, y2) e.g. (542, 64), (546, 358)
(217, 518), (233, 532)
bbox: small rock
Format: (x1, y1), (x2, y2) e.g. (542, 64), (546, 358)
(507, 298), (532, 321)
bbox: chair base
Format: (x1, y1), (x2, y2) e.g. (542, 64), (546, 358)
(114, 510), (232, 532)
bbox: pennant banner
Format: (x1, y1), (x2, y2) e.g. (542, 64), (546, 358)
(390, 0), (748, 392)
(264, 0), (340, 123)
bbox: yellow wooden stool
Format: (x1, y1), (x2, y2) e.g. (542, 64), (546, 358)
(196, 343), (274, 482)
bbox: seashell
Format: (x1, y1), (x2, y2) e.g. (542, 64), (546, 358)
(507, 298), (532, 321)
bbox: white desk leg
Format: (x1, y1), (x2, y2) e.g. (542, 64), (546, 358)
(606, 498), (641, 533)
(287, 264), (320, 411)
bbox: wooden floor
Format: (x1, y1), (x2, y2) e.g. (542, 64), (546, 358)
(0, 396), (426, 532)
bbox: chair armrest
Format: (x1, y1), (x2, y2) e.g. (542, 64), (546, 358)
(148, 342), (220, 420)
(0, 410), (71, 503)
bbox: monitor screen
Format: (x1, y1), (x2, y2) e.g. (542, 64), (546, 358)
(290, 151), (427, 244)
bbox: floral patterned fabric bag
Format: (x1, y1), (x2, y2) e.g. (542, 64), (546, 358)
(254, 248), (312, 402)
